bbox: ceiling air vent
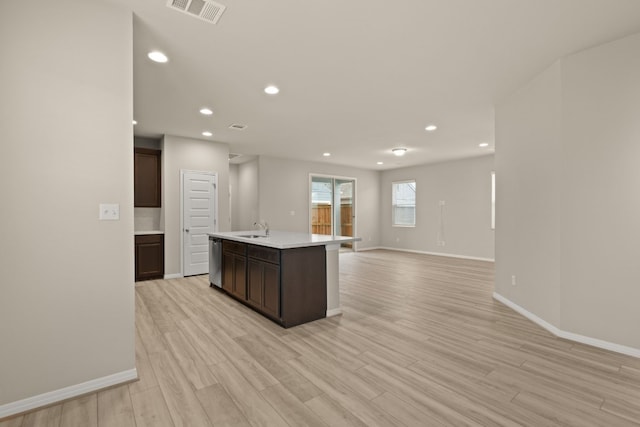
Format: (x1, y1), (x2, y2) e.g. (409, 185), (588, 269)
(228, 124), (247, 130)
(228, 153), (241, 160)
(167, 0), (226, 25)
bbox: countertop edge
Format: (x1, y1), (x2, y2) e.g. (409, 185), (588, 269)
(209, 231), (361, 250)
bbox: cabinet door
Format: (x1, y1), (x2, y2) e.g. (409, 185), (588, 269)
(262, 262), (280, 318)
(222, 251), (234, 293)
(247, 260), (263, 309)
(135, 234), (164, 281)
(233, 255), (247, 299)
(134, 148), (161, 207)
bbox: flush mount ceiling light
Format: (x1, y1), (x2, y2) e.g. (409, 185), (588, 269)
(147, 50), (168, 63)
(425, 124), (438, 132)
(202, 131), (213, 137)
(200, 108), (213, 115)
(479, 142), (489, 147)
(132, 120), (137, 125)
(377, 161), (384, 165)
(392, 148), (407, 156)
(264, 85), (280, 95)
(323, 152), (331, 157)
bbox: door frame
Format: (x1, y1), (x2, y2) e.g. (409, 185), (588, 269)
(308, 173), (357, 251)
(180, 169), (218, 277)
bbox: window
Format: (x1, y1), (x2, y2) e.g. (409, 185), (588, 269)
(392, 180), (416, 226)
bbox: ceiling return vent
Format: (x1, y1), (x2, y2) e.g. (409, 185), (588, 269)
(167, 0), (226, 25)
(228, 124), (247, 130)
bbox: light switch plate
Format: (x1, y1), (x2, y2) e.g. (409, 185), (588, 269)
(99, 203), (120, 220)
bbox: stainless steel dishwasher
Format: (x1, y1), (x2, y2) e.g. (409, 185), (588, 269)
(208, 236), (221, 288)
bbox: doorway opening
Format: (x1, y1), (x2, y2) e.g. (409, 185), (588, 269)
(309, 175), (356, 250)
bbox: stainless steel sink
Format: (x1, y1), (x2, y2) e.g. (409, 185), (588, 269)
(238, 234), (267, 238)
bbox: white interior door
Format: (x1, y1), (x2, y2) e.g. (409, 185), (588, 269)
(182, 171), (217, 276)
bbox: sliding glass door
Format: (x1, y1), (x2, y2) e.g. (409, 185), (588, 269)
(310, 175), (356, 249)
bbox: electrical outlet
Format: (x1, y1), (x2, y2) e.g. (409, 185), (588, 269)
(511, 275), (517, 286)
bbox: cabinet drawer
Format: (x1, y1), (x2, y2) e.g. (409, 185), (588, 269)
(135, 234), (163, 245)
(248, 245), (280, 264)
(223, 240), (247, 255)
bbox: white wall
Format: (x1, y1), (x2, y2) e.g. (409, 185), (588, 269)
(232, 159), (259, 231)
(496, 32), (640, 351)
(254, 156), (381, 250)
(0, 0), (135, 410)
(229, 163), (239, 230)
(380, 155), (495, 260)
(559, 33), (640, 348)
(162, 135), (230, 276)
(495, 62), (563, 326)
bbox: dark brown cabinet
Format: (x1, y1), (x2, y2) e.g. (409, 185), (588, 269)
(222, 240), (247, 299)
(135, 234), (164, 281)
(247, 246), (281, 319)
(220, 239), (326, 328)
(134, 148), (161, 207)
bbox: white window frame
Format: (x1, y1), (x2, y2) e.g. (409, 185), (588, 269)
(392, 180), (416, 227)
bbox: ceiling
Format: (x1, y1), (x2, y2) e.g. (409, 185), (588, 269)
(122, 0), (640, 170)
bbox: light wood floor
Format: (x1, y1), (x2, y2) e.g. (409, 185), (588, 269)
(3, 250), (640, 426)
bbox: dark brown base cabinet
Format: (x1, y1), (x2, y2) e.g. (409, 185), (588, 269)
(222, 240), (247, 299)
(135, 234), (164, 281)
(221, 240), (326, 328)
(248, 245), (281, 320)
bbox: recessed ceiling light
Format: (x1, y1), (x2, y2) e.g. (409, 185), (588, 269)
(200, 108), (213, 115)
(147, 51), (168, 63)
(323, 152), (331, 157)
(479, 142), (489, 147)
(202, 131), (213, 137)
(132, 120), (137, 125)
(425, 124), (438, 132)
(377, 161), (384, 165)
(264, 85), (280, 95)
(392, 148), (407, 156)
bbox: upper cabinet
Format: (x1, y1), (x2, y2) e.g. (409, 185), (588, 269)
(134, 148), (161, 207)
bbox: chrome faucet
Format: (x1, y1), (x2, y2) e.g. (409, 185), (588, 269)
(254, 221), (269, 236)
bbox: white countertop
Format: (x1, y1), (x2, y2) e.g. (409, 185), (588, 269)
(134, 230), (165, 235)
(209, 230), (360, 249)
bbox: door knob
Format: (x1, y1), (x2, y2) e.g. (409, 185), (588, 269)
(185, 229), (190, 232)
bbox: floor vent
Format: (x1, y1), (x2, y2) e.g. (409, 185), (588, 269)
(228, 124), (247, 130)
(167, 0), (226, 25)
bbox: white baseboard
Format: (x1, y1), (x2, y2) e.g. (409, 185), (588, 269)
(493, 292), (640, 359)
(377, 246), (495, 262)
(353, 246), (383, 252)
(326, 308), (343, 317)
(0, 368), (138, 419)
(164, 273), (182, 280)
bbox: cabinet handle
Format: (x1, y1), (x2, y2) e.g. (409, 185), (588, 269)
(185, 229), (190, 233)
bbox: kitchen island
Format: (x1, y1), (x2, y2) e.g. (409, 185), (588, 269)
(208, 230), (360, 327)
